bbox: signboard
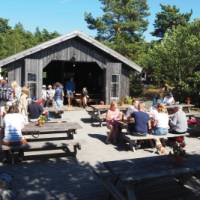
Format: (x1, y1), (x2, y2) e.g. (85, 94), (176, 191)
(28, 73), (37, 82)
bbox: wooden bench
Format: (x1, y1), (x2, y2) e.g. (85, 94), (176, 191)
(1, 122), (82, 164)
(122, 132), (188, 152)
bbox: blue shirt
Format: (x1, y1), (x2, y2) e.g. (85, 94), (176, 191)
(65, 80), (75, 92)
(130, 111), (149, 134)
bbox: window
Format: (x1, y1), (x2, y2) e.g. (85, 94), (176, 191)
(27, 73), (37, 98)
(111, 74), (120, 100)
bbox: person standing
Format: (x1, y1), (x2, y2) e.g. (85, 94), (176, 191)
(46, 85), (55, 107)
(82, 87), (89, 108)
(18, 86), (29, 124)
(65, 77), (75, 108)
(53, 82), (64, 111)
(11, 80), (21, 104)
(41, 85), (47, 107)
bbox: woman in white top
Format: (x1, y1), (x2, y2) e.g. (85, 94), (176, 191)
(2, 105), (27, 145)
(153, 104), (169, 135)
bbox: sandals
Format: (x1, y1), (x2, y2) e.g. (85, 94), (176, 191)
(156, 144), (167, 155)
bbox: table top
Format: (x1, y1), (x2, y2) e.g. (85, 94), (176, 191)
(103, 154), (200, 184)
(22, 122), (82, 133)
(165, 104), (194, 109)
(90, 104), (130, 111)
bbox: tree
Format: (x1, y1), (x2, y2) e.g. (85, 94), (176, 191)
(152, 4), (192, 38)
(0, 17), (60, 59)
(144, 19), (200, 99)
(85, 0), (150, 60)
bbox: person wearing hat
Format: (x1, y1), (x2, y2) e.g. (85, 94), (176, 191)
(28, 97), (44, 122)
(41, 85), (47, 107)
(46, 85), (55, 107)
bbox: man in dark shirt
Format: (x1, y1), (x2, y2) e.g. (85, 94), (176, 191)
(28, 98), (44, 121)
(128, 102), (150, 136)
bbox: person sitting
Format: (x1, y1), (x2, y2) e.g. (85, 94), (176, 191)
(169, 105), (188, 134)
(128, 102), (150, 136)
(163, 92), (175, 105)
(125, 98), (139, 119)
(1, 105), (27, 162)
(169, 105), (188, 149)
(152, 104), (169, 154)
(152, 104), (169, 135)
(28, 97), (44, 122)
(106, 101), (123, 144)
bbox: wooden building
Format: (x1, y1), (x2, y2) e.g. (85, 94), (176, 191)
(0, 31), (142, 103)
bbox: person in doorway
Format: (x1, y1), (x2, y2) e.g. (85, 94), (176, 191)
(82, 87), (89, 108)
(65, 77), (75, 108)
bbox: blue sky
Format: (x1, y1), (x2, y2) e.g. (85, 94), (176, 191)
(0, 0), (200, 41)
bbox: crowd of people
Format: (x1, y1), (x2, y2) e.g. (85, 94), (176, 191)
(105, 95), (188, 155)
(0, 78), (189, 161)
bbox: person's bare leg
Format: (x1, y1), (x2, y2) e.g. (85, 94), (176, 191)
(106, 125), (114, 143)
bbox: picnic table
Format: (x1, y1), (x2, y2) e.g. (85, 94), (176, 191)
(166, 104), (195, 116)
(101, 154), (200, 200)
(2, 121), (82, 163)
(89, 104), (129, 126)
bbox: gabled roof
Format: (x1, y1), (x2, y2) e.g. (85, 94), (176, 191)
(0, 30), (142, 72)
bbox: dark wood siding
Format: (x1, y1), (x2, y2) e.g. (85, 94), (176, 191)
(4, 37), (132, 101)
(121, 65), (130, 98)
(7, 60), (24, 86)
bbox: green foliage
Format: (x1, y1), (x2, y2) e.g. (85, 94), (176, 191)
(152, 4), (192, 38)
(0, 18), (60, 59)
(129, 72), (143, 96)
(85, 0), (150, 59)
(144, 19), (200, 101)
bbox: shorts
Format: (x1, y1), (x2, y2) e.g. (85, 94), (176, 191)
(67, 90), (74, 98)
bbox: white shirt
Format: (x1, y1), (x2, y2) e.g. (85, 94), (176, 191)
(155, 112), (169, 129)
(126, 105), (138, 118)
(3, 113), (26, 142)
(163, 96), (175, 105)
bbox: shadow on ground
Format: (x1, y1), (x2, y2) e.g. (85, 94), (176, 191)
(88, 133), (107, 144)
(0, 158), (106, 200)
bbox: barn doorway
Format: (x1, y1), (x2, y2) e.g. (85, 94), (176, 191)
(43, 60), (105, 103)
